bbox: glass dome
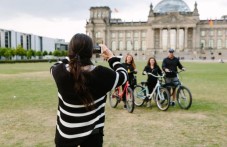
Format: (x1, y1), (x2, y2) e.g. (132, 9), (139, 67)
(154, 0), (191, 13)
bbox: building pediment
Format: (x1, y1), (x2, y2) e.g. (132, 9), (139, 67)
(152, 13), (197, 25)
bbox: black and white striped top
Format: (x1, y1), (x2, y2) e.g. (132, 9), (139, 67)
(51, 57), (127, 146)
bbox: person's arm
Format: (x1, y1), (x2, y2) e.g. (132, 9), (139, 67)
(142, 66), (148, 75)
(108, 57), (128, 88)
(100, 44), (128, 89)
(162, 58), (170, 72)
(177, 59), (184, 70)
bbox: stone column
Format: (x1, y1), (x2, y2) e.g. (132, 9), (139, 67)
(160, 28), (163, 50)
(151, 28), (154, 50)
(176, 28), (179, 51)
(193, 27), (196, 50)
(167, 28), (170, 49)
(116, 30), (119, 50)
(123, 31), (126, 50)
(139, 30), (142, 50)
(102, 30), (106, 44)
(184, 27), (188, 49)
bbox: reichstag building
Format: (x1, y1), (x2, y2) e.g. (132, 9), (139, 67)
(86, 0), (227, 60)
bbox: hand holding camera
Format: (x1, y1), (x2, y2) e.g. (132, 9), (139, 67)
(99, 44), (114, 61)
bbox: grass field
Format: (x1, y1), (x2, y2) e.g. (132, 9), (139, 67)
(0, 61), (227, 147)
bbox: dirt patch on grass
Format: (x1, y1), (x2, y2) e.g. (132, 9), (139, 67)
(0, 71), (51, 79)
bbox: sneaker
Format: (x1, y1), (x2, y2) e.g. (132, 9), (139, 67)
(170, 101), (175, 106)
(123, 105), (127, 109)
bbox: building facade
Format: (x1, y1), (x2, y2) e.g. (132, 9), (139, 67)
(0, 29), (68, 52)
(86, 0), (227, 60)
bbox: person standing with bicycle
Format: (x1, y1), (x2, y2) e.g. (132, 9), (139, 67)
(51, 33), (128, 147)
(142, 57), (162, 107)
(162, 48), (185, 106)
(122, 54), (137, 109)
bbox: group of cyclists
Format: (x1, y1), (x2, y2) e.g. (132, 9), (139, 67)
(121, 48), (185, 108)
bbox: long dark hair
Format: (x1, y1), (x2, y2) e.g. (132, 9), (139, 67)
(147, 57), (158, 67)
(125, 54), (136, 69)
(68, 33), (94, 110)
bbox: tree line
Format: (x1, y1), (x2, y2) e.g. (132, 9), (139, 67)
(0, 45), (67, 60)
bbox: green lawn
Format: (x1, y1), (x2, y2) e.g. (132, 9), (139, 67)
(0, 61), (227, 147)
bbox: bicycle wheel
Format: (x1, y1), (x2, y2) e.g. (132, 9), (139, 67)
(133, 85), (146, 106)
(126, 87), (134, 113)
(156, 87), (170, 111)
(177, 86), (192, 109)
(109, 88), (119, 108)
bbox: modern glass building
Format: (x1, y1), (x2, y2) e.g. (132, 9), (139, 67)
(0, 29), (68, 52)
(86, 0), (227, 60)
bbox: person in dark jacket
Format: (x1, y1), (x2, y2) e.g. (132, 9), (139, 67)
(122, 54), (137, 109)
(143, 57), (162, 107)
(162, 48), (185, 106)
(50, 33), (128, 147)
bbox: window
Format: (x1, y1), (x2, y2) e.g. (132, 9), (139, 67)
(210, 30), (214, 36)
(111, 41), (116, 50)
(94, 12), (97, 18)
(209, 40), (214, 48)
(218, 30), (222, 36)
(98, 12), (101, 18)
(95, 32), (101, 38)
(111, 32), (116, 38)
(119, 32), (123, 38)
(142, 32), (146, 37)
(217, 39), (222, 49)
(134, 40), (139, 50)
(126, 40), (132, 50)
(134, 32), (138, 38)
(119, 41), (123, 50)
(142, 41), (146, 50)
(126, 32), (131, 38)
(200, 40), (205, 49)
(201, 31), (205, 37)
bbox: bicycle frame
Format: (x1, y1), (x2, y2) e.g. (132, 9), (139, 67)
(116, 81), (130, 100)
(143, 72), (165, 100)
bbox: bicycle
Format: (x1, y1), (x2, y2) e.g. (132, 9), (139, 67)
(109, 81), (135, 113)
(133, 72), (170, 111)
(163, 70), (192, 109)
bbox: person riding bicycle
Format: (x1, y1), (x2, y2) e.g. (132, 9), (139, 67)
(162, 48), (185, 106)
(122, 54), (137, 108)
(143, 57), (162, 107)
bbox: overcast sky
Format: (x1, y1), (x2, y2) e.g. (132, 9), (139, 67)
(0, 0), (226, 42)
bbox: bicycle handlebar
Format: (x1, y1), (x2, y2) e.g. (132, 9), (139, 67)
(143, 71), (165, 78)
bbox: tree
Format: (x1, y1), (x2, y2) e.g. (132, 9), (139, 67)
(26, 49), (33, 59)
(36, 51), (42, 59)
(49, 51), (52, 55)
(16, 45), (26, 59)
(53, 50), (61, 57)
(3, 49), (12, 60)
(61, 50), (67, 56)
(0, 48), (6, 59)
(43, 50), (48, 56)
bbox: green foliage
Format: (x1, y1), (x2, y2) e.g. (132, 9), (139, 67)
(43, 50), (48, 56)
(26, 49), (33, 59)
(53, 50), (61, 57)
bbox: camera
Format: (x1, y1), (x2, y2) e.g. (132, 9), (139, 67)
(93, 45), (101, 54)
